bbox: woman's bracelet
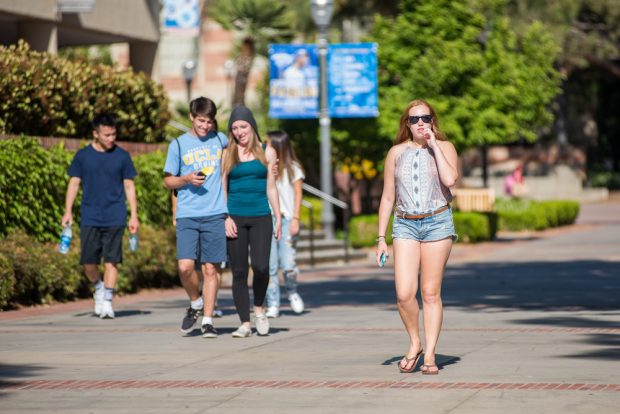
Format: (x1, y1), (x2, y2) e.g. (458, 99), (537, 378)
(376, 235), (386, 242)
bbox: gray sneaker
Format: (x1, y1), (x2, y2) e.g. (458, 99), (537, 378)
(232, 325), (252, 338)
(255, 313), (270, 336)
(180, 307), (203, 334)
(201, 324), (218, 338)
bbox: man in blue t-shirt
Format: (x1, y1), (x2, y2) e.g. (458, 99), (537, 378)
(163, 97), (228, 338)
(61, 113), (139, 320)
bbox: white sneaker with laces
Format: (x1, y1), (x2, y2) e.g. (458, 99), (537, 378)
(231, 325), (252, 338)
(100, 300), (115, 319)
(289, 293), (304, 314)
(265, 306), (279, 318)
(255, 313), (270, 336)
(93, 289), (104, 316)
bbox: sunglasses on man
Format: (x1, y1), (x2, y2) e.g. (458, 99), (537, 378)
(408, 115), (432, 124)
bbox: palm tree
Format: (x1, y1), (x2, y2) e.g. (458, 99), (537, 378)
(205, 0), (293, 106)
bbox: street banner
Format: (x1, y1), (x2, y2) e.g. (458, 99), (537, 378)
(328, 43), (379, 118)
(163, 0), (200, 35)
(268, 44), (320, 119)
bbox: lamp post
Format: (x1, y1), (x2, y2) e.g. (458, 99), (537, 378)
(224, 59), (235, 108)
(182, 60), (197, 103)
(310, 0), (335, 239)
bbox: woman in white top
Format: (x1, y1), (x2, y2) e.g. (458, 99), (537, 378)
(376, 99), (458, 375)
(265, 131), (306, 318)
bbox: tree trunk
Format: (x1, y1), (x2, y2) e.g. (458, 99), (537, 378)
(232, 39), (255, 107)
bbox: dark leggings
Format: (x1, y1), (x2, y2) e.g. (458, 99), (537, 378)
(228, 214), (273, 323)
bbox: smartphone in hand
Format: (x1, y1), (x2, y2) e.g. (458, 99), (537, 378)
(379, 252), (387, 267)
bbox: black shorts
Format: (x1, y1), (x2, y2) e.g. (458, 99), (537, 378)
(80, 226), (125, 265)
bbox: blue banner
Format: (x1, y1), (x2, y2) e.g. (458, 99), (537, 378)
(163, 0), (200, 35)
(327, 43), (378, 118)
(268, 44), (319, 119)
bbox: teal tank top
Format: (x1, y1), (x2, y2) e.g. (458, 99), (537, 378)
(227, 159), (270, 216)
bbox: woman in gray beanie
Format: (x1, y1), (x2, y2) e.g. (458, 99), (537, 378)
(222, 105), (282, 338)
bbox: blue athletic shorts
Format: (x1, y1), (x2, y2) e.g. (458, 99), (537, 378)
(176, 214), (227, 263)
(392, 207), (458, 242)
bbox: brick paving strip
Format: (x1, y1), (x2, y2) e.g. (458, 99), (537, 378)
(1, 327), (618, 334)
(0, 379), (618, 392)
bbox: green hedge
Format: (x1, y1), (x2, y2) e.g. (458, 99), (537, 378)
(454, 212), (497, 243)
(349, 214), (394, 248)
(0, 226), (178, 310)
(0, 137), (173, 242)
(0, 41), (170, 142)
(589, 171), (620, 190)
(495, 198), (580, 231)
(0, 137), (74, 242)
(349, 211), (498, 247)
(300, 196), (323, 230)
(0, 231), (85, 307)
(133, 150), (172, 227)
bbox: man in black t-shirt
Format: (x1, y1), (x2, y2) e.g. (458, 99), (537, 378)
(61, 113), (139, 319)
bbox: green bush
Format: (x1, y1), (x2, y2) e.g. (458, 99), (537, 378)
(495, 198), (579, 231)
(0, 137), (74, 242)
(0, 138), (174, 242)
(117, 226), (179, 293)
(0, 253), (15, 309)
(0, 41), (170, 142)
(349, 214), (393, 248)
(0, 231), (86, 308)
(300, 196), (323, 230)
(589, 171), (620, 190)
(0, 226), (179, 310)
(453, 212), (496, 243)
(349, 211), (497, 247)
(133, 150), (172, 227)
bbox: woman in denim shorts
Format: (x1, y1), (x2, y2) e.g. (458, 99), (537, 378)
(376, 99), (458, 375)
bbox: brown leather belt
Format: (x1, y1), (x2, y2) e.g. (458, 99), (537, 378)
(396, 205), (450, 220)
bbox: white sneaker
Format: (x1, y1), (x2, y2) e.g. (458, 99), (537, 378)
(231, 325), (252, 338)
(289, 293), (304, 314)
(93, 289), (104, 316)
(99, 301), (115, 319)
(255, 313), (270, 336)
(213, 307), (224, 318)
(265, 306), (279, 318)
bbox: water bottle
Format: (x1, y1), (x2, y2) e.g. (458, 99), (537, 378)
(58, 225), (72, 254)
(129, 232), (139, 252)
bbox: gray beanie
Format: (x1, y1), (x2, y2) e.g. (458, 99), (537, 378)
(228, 105), (260, 141)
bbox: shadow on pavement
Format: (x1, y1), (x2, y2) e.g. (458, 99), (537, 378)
(382, 354), (461, 372)
(290, 259), (619, 312)
(0, 363), (50, 398)
(442, 260), (620, 311)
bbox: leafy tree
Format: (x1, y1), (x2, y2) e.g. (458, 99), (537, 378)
(205, 0), (294, 106)
(507, 0), (620, 172)
(371, 0), (562, 154)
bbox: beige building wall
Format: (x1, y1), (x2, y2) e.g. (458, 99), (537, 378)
(159, 19), (267, 114)
(0, 0), (160, 76)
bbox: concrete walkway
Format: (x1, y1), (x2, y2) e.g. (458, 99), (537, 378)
(1, 199), (619, 413)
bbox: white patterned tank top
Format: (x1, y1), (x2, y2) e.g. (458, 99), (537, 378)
(394, 143), (452, 215)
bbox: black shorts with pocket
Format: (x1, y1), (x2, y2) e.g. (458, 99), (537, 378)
(80, 226), (125, 265)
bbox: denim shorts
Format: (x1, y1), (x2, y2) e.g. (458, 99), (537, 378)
(392, 207), (458, 242)
(176, 214), (227, 263)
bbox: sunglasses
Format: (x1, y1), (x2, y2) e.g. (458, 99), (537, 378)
(408, 115), (432, 124)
